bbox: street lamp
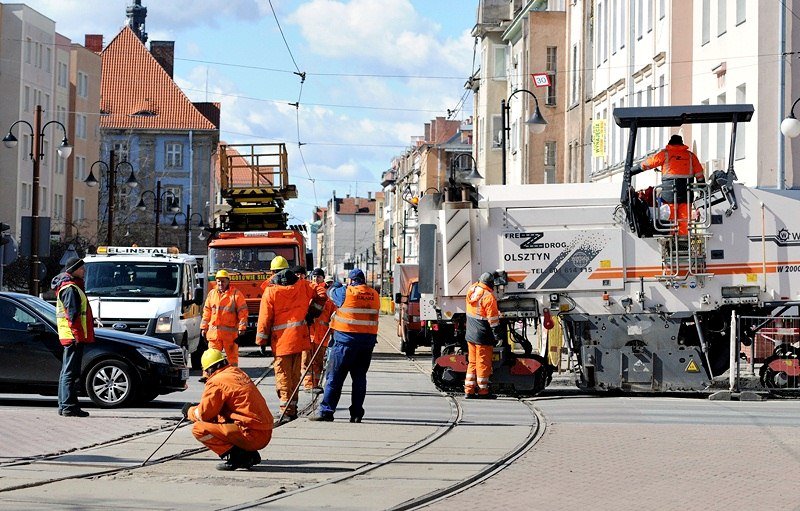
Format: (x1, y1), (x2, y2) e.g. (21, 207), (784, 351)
(170, 204), (205, 253)
(135, 180), (179, 246)
(781, 97), (800, 137)
(500, 89), (547, 185)
(84, 150), (139, 245)
(3, 104), (72, 296)
(449, 153), (483, 201)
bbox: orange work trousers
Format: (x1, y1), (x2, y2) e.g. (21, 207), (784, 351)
(209, 335), (239, 366)
(274, 352), (302, 416)
(465, 342), (493, 395)
(301, 342), (325, 389)
(668, 202), (690, 236)
(192, 422), (272, 456)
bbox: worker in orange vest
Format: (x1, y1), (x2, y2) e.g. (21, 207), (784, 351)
(303, 270), (336, 392)
(256, 267), (326, 423)
(632, 134), (705, 236)
(184, 349), (272, 471)
(201, 269), (248, 366)
(464, 272), (502, 399)
(310, 268), (380, 422)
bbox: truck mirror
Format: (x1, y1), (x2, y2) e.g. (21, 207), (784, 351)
(394, 292), (402, 304)
(193, 287), (204, 306)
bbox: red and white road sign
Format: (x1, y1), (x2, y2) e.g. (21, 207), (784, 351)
(531, 73), (551, 87)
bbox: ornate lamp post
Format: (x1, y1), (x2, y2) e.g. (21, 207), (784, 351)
(135, 181), (179, 246)
(500, 89), (547, 185)
(3, 105), (72, 296)
(170, 204), (205, 253)
(449, 153), (483, 201)
(84, 150), (139, 245)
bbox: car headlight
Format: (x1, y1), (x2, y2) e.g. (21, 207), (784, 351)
(136, 347), (169, 365)
(155, 313), (172, 334)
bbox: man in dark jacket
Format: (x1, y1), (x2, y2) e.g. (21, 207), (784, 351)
(51, 256), (94, 417)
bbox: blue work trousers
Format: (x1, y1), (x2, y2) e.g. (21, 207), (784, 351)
(58, 342), (84, 413)
(319, 342), (375, 418)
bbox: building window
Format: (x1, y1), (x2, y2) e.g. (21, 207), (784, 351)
(73, 198), (85, 222)
(700, 99), (710, 166)
(544, 141), (557, 183)
(116, 186), (133, 214)
(75, 156), (86, 181)
(570, 44), (579, 105)
(54, 193), (64, 219)
(491, 114), (503, 150)
(716, 93), (726, 161)
(702, 0), (710, 44)
(602, 1), (608, 61)
(546, 47), (557, 106)
(735, 84), (746, 160)
(717, 0), (727, 36)
(41, 187), (48, 214)
(21, 183), (32, 210)
(736, 0), (746, 25)
(596, 2), (603, 67)
(492, 45), (507, 80)
(36, 42), (42, 68)
(165, 142), (183, 168)
(25, 38), (32, 64)
(24, 86), (30, 112)
(58, 62), (68, 88)
(77, 72), (88, 98)
(660, 0), (666, 19)
(46, 47), (52, 73)
(612, 0), (617, 52)
(637, 0), (643, 39)
(76, 115), (87, 139)
(113, 142), (129, 163)
(164, 186), (182, 213)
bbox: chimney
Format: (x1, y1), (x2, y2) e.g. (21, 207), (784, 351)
(368, 191), (372, 200)
(84, 34), (103, 53)
(424, 123), (431, 142)
(150, 41), (174, 77)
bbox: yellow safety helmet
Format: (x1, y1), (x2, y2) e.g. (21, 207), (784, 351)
(270, 256), (289, 271)
(200, 348), (227, 371)
(215, 269), (230, 280)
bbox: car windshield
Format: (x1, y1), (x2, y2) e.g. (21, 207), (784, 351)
(84, 262), (181, 297)
(209, 246), (298, 273)
(13, 294), (56, 324)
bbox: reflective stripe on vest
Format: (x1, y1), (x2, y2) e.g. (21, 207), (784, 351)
(272, 320), (306, 332)
(56, 283), (88, 340)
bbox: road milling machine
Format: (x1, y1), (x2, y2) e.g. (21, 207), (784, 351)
(422, 104), (800, 396)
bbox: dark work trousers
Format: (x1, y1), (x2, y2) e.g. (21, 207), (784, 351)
(58, 342), (84, 413)
(319, 342), (375, 419)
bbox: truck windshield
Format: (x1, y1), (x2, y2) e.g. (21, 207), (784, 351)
(209, 246), (298, 273)
(84, 262), (181, 297)
(409, 282), (421, 302)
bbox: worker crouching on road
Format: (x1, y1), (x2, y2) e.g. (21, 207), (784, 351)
(464, 272), (502, 399)
(632, 134), (705, 236)
(184, 349), (273, 471)
(256, 267), (326, 424)
(311, 268), (380, 422)
(201, 270), (247, 366)
(303, 270), (336, 392)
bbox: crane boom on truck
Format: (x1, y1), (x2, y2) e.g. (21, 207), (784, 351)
(206, 143), (311, 346)
(422, 104), (800, 396)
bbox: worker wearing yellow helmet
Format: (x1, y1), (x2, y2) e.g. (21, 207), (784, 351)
(183, 349), (273, 471)
(200, 268), (248, 366)
(270, 256), (289, 271)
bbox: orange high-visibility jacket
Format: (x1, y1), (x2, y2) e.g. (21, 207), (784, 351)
(330, 285), (380, 335)
(310, 299), (337, 346)
(188, 365), (273, 431)
(201, 287), (248, 341)
(256, 279), (326, 356)
(465, 281), (500, 346)
(641, 144), (704, 179)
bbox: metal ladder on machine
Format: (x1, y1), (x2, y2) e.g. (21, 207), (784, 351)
(653, 183), (713, 281)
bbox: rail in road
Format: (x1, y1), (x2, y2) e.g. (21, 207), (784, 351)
(0, 321), (546, 510)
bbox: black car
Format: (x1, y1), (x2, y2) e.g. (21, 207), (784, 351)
(0, 292), (189, 408)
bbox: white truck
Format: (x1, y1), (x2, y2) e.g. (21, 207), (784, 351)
(421, 104), (800, 396)
(83, 246), (205, 368)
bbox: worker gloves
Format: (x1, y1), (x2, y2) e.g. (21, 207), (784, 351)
(235, 331), (246, 345)
(181, 402), (195, 419)
(630, 164), (643, 175)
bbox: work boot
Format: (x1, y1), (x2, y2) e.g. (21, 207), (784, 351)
(349, 415), (362, 423)
(274, 414), (297, 426)
(309, 413), (334, 422)
(216, 447), (251, 471)
(464, 393), (476, 399)
(476, 392), (498, 400)
(62, 409), (90, 417)
(248, 450), (262, 467)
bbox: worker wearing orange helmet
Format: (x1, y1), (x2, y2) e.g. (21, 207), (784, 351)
(302, 269), (337, 392)
(464, 272), (502, 399)
(184, 349), (272, 471)
(632, 134), (705, 236)
(256, 266), (326, 423)
(201, 269), (248, 366)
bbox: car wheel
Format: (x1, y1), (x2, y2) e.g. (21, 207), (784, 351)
(85, 359), (136, 408)
(191, 335), (208, 369)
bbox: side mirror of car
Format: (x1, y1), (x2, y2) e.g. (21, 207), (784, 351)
(394, 292), (401, 304)
(193, 287), (204, 306)
(27, 322), (47, 334)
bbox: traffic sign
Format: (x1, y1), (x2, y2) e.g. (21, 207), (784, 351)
(531, 73), (551, 87)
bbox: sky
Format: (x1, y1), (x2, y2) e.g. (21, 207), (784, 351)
(23, 0), (480, 225)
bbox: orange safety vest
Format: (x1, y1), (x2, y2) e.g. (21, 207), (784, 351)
(641, 144), (704, 179)
(310, 299), (336, 346)
(256, 280), (317, 356)
(330, 285), (380, 335)
(465, 281), (500, 346)
(201, 287), (248, 341)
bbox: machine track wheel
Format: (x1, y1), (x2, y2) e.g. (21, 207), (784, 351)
(760, 353), (800, 397)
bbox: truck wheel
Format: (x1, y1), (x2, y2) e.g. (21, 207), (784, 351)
(85, 359), (136, 408)
(191, 336), (208, 370)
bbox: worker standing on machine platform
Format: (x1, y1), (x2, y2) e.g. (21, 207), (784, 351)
(184, 349), (272, 471)
(632, 134), (705, 236)
(201, 270), (247, 366)
(256, 267), (326, 424)
(464, 272), (502, 399)
(311, 268), (380, 423)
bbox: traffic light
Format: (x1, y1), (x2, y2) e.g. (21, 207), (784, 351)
(0, 222), (9, 246)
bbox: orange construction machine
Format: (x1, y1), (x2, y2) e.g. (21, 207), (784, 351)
(206, 143), (312, 345)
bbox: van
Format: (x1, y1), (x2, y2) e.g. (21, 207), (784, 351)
(83, 246), (205, 368)
(393, 263), (429, 356)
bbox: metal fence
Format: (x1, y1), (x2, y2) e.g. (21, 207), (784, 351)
(735, 314), (800, 395)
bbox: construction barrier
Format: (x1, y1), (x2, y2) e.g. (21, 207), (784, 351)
(380, 296), (395, 315)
